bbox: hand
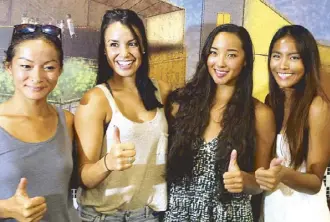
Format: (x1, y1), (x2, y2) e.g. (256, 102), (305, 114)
(255, 157), (283, 191)
(223, 149), (244, 193)
(7, 178), (47, 222)
(104, 126), (136, 171)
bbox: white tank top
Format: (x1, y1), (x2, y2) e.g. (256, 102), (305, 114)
(262, 134), (330, 222)
(78, 81), (168, 214)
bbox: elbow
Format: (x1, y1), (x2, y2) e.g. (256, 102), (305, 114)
(309, 184), (322, 195)
(79, 167), (97, 189)
(306, 180), (322, 195)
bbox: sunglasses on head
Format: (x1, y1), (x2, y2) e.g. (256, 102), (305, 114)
(12, 24), (62, 40)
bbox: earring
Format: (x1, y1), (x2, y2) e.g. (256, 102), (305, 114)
(142, 51), (145, 54)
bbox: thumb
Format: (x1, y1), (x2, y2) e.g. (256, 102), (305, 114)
(228, 149), (240, 172)
(112, 126), (121, 144)
(270, 157), (282, 168)
(15, 178), (29, 198)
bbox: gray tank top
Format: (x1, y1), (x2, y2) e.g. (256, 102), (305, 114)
(0, 107), (80, 222)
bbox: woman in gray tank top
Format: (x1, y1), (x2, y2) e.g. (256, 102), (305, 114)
(0, 24), (80, 222)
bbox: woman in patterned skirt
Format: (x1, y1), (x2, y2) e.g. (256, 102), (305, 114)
(164, 24), (276, 222)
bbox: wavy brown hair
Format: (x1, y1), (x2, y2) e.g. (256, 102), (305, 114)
(166, 24), (256, 189)
(267, 25), (328, 169)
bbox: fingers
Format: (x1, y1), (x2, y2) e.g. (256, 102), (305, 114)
(255, 167), (280, 191)
(228, 149), (240, 172)
(113, 144), (136, 157)
(255, 179), (276, 191)
(24, 196), (46, 209)
(270, 157), (283, 168)
(223, 171), (244, 193)
(16, 178), (29, 198)
(23, 202), (47, 218)
(112, 126), (121, 144)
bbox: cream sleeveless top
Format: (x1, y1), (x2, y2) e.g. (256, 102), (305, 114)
(78, 81), (168, 214)
(262, 134), (330, 222)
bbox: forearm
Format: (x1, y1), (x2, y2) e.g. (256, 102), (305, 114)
(80, 157), (111, 189)
(281, 167), (322, 194)
(242, 171), (263, 195)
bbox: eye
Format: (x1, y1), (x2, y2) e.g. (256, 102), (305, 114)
(44, 66), (56, 71)
(209, 50), (217, 56)
(271, 54), (280, 59)
(227, 53), (237, 58)
(290, 55), (301, 60)
(128, 41), (138, 47)
(110, 42), (119, 47)
(20, 64), (32, 70)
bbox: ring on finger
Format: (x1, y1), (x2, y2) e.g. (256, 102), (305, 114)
(127, 157), (134, 164)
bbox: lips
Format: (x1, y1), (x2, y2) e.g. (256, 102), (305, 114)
(26, 86), (45, 92)
(278, 72), (293, 80)
(116, 60), (134, 70)
(214, 69), (229, 78)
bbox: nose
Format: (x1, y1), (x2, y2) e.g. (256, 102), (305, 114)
(119, 45), (129, 58)
(30, 67), (43, 83)
(215, 54), (226, 68)
(280, 57), (289, 70)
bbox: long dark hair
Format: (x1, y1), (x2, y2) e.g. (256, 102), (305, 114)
(166, 24), (255, 187)
(267, 25), (328, 169)
(96, 9), (162, 110)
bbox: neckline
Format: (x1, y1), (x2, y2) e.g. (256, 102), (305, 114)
(0, 108), (60, 145)
(116, 108), (160, 125)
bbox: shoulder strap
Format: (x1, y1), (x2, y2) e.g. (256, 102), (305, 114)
(151, 79), (163, 104)
(95, 84), (118, 112)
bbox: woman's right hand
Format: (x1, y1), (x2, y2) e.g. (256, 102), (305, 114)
(255, 158), (284, 191)
(104, 126), (136, 171)
(7, 178), (47, 222)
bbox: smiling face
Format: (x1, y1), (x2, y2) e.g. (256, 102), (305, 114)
(104, 22), (143, 78)
(207, 32), (246, 86)
(270, 35), (305, 89)
(6, 38), (61, 101)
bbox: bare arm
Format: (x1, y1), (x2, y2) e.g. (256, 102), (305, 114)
(243, 101), (276, 194)
(223, 100), (276, 195)
(281, 96), (330, 193)
(256, 96), (330, 194)
(74, 87), (112, 189)
(63, 110), (74, 141)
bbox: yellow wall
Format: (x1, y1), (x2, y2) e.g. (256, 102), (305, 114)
(244, 0), (330, 101)
(146, 10), (186, 89)
(244, 0), (290, 101)
(319, 44), (330, 97)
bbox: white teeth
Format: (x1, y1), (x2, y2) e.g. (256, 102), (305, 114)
(278, 73), (293, 78)
(117, 61), (133, 66)
(215, 70), (228, 74)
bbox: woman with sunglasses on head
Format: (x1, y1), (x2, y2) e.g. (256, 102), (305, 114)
(255, 25), (330, 222)
(74, 9), (171, 222)
(0, 24), (80, 222)
(164, 24), (275, 222)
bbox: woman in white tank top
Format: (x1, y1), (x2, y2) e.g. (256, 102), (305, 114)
(74, 9), (171, 222)
(255, 25), (330, 222)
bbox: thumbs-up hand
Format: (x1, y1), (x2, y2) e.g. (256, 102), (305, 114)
(223, 150), (244, 193)
(255, 157), (284, 191)
(7, 178), (47, 222)
(104, 126), (136, 171)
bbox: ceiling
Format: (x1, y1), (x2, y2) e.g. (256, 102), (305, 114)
(91, 0), (183, 18)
